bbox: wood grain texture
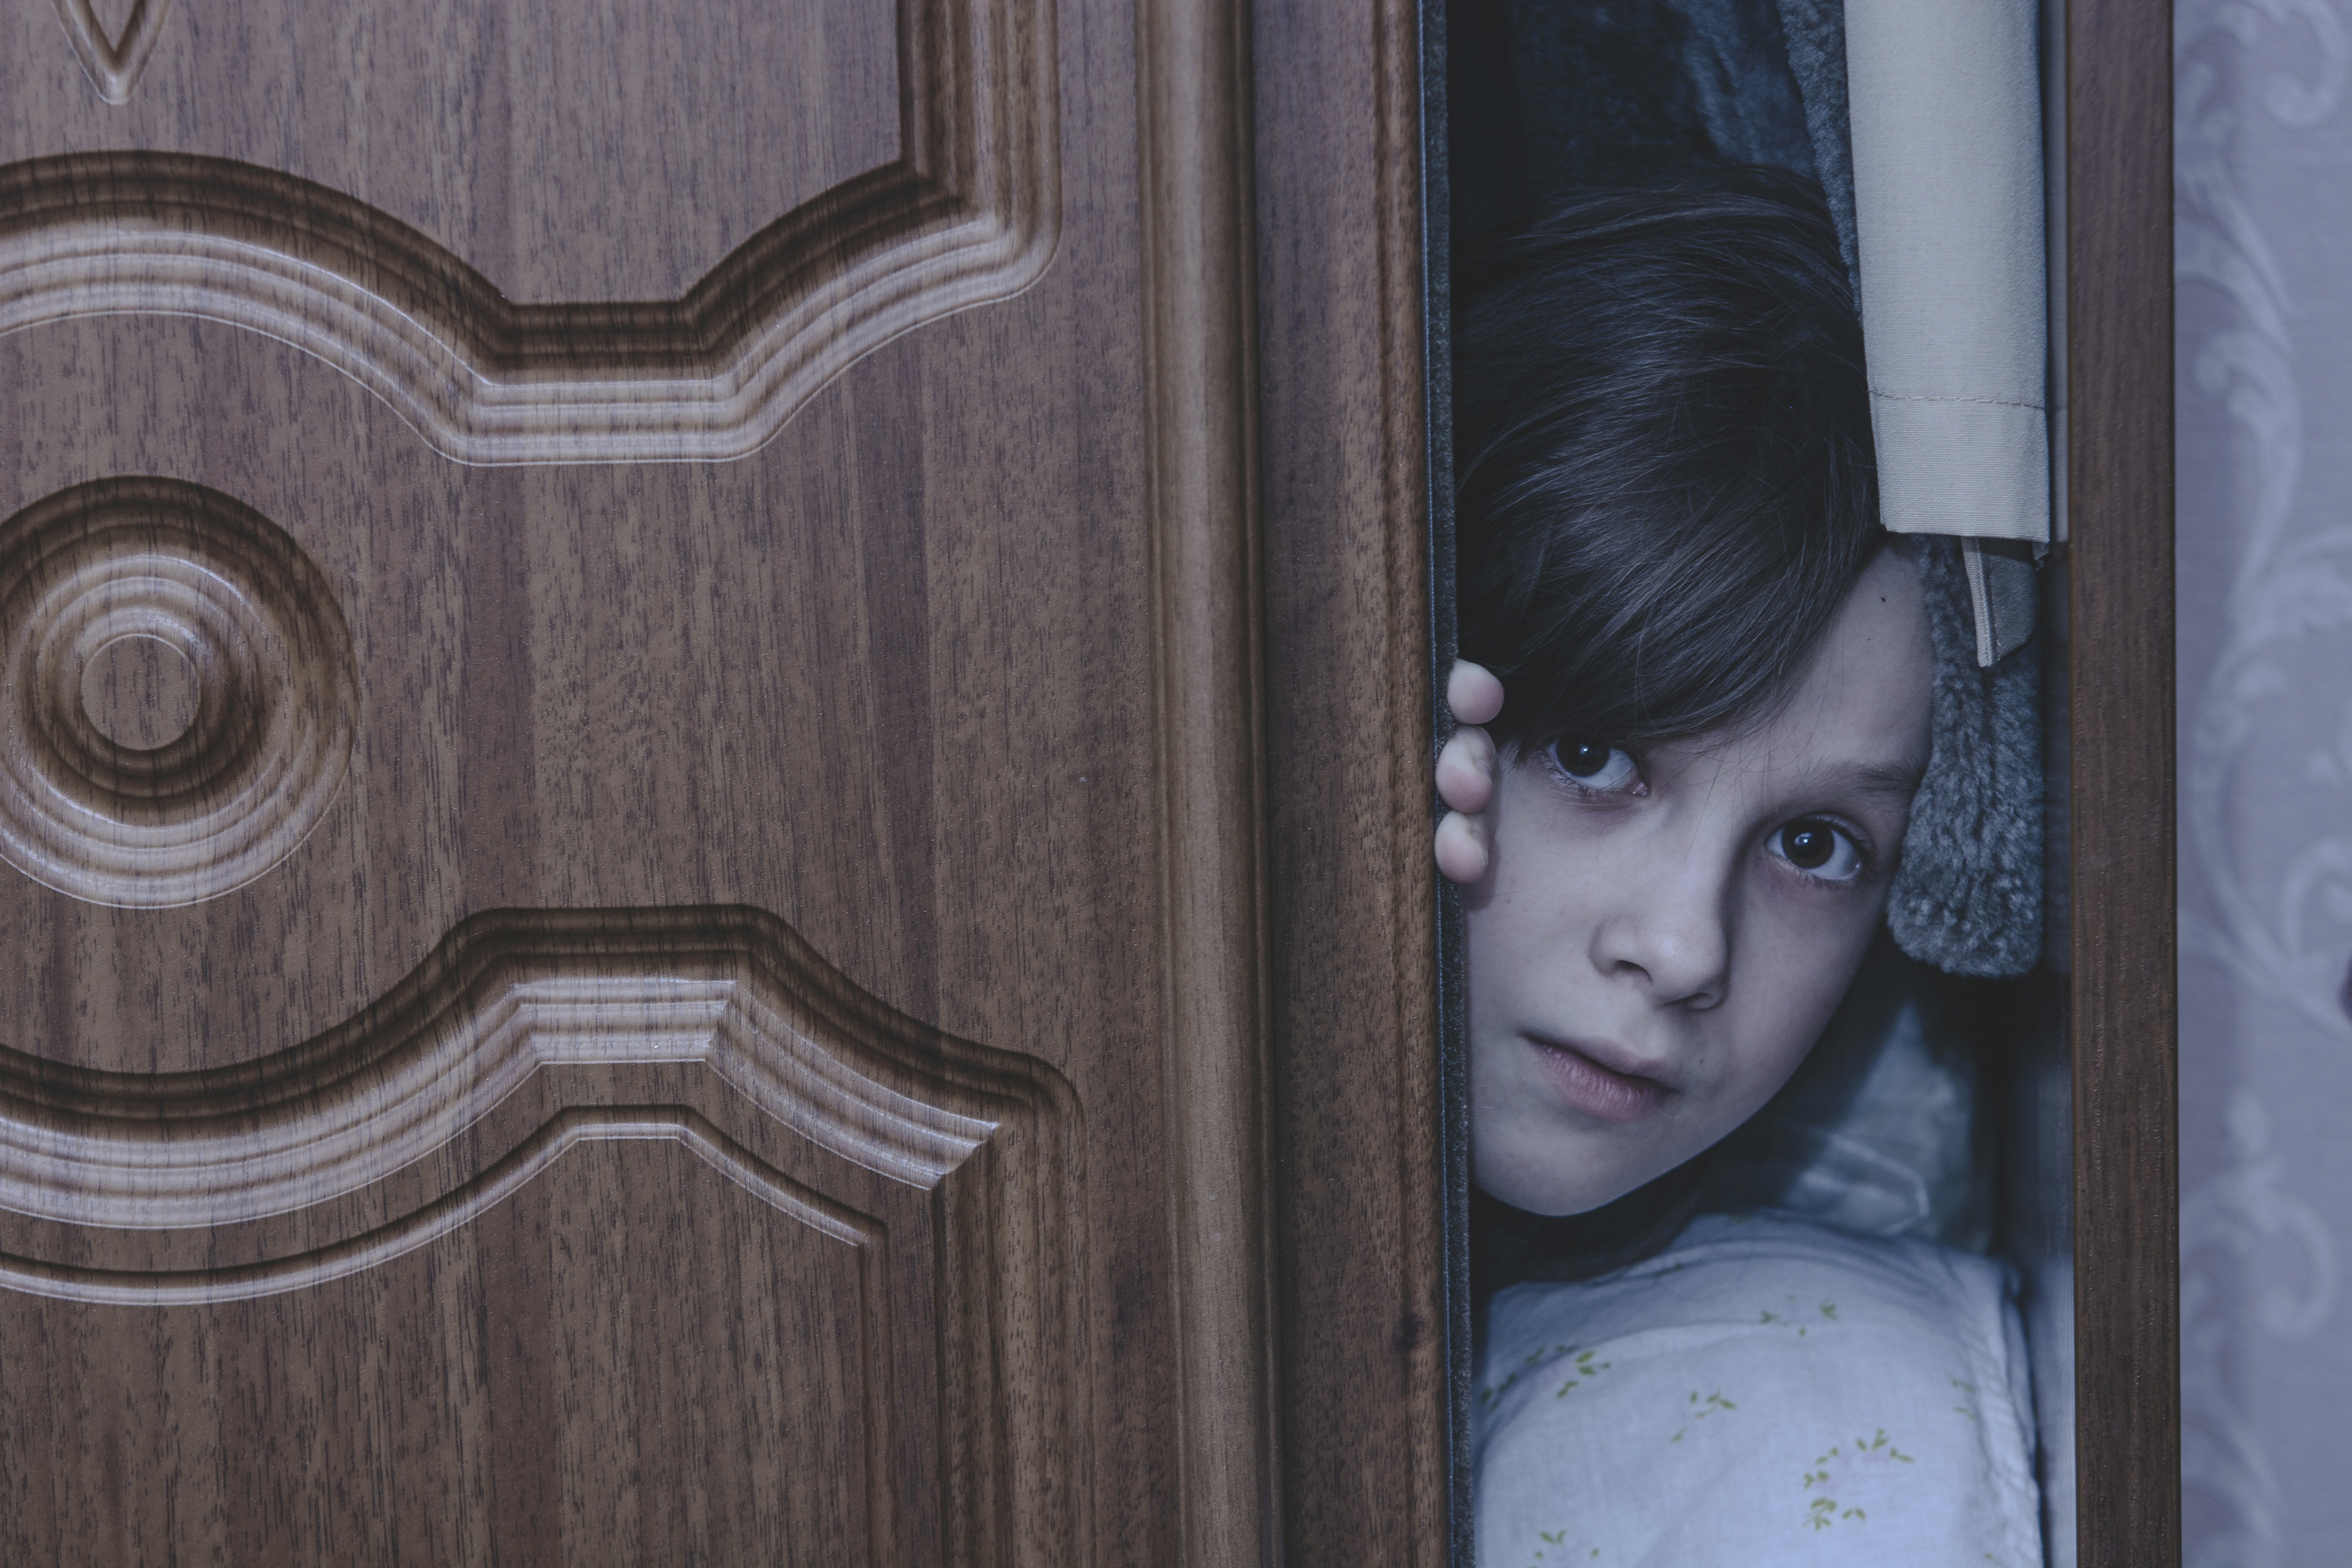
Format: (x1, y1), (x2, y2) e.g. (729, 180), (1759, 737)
(0, 907), (1076, 1232)
(4, 0), (905, 302)
(1254, 0), (1449, 1562)
(1134, 0), (1281, 1560)
(2065, 0), (2180, 1563)
(0, 478), (358, 908)
(50, 0), (176, 103)
(8, 1135), (892, 1564)
(0, 0), (1062, 464)
(0, 907), (1090, 1564)
(0, 0), (1316, 1559)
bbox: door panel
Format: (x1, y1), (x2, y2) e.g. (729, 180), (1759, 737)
(0, 312), (1155, 1073)
(0, 909), (1080, 1564)
(0, 0), (1051, 460)
(0, 0), (1329, 1560)
(10, 0), (915, 303)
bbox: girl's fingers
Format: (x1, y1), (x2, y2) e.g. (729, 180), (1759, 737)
(1436, 662), (1503, 884)
(1447, 659), (1504, 727)
(1436, 725), (1496, 814)
(1434, 809), (1490, 884)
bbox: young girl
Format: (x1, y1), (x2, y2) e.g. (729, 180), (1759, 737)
(1438, 176), (2043, 1565)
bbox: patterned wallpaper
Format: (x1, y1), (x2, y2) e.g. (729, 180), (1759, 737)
(2176, 3), (2352, 1562)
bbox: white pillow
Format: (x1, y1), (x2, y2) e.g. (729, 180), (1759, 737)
(1475, 1211), (2042, 1567)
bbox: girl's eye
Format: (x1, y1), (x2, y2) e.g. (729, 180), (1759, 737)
(1769, 818), (1865, 882)
(1546, 740), (1640, 794)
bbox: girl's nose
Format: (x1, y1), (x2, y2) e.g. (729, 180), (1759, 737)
(1589, 854), (1731, 1007)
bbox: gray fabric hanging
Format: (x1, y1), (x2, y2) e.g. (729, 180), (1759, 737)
(1774, 0), (1858, 283)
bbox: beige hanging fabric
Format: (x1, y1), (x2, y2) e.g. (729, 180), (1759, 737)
(1845, 0), (2049, 661)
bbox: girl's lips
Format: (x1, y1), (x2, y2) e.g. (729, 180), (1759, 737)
(1523, 1035), (1674, 1124)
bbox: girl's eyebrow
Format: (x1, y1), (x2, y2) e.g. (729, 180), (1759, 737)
(1832, 757), (1930, 803)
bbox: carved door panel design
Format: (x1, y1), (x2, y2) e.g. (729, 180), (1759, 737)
(0, 0), (1298, 1561)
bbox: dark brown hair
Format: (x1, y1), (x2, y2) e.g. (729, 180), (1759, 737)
(1454, 168), (1880, 757)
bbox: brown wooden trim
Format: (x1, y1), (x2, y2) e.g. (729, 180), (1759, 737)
(2066, 1), (2180, 1563)
(1135, 0), (1283, 1558)
(1254, 0), (1450, 1560)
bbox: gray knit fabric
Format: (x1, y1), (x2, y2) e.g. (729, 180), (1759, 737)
(1773, 0), (1859, 289)
(1887, 537), (2044, 976)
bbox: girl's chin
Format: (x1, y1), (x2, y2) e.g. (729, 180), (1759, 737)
(1473, 1139), (1670, 1218)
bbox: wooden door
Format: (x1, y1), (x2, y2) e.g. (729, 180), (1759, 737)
(0, 1), (1444, 1562)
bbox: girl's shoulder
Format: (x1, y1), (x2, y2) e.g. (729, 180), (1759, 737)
(1474, 1211), (2043, 1567)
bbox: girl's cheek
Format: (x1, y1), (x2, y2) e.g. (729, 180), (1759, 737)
(1732, 908), (1880, 1091)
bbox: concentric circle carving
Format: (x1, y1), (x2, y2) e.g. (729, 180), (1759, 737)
(82, 634), (202, 750)
(0, 478), (357, 907)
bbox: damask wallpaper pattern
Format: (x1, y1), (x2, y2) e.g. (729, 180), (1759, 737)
(2176, 3), (2352, 1561)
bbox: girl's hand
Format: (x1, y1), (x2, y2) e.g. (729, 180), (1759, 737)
(1435, 660), (1504, 884)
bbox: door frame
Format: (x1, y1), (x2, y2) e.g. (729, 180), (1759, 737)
(1258, 0), (2183, 1561)
(2064, 1), (2180, 1563)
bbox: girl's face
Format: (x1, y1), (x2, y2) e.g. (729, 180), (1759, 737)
(1468, 548), (1934, 1215)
